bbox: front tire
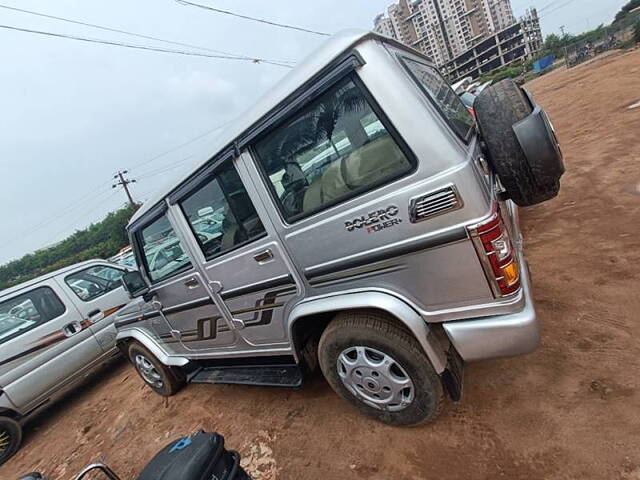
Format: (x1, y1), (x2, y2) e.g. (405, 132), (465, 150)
(318, 311), (443, 426)
(128, 343), (185, 396)
(0, 416), (22, 466)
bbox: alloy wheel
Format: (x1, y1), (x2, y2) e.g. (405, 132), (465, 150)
(0, 428), (11, 454)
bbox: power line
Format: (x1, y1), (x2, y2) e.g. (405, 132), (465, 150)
(537, 0), (563, 12)
(136, 156), (195, 180)
(539, 0), (580, 19)
(0, 3), (296, 66)
(174, 0), (330, 37)
(0, 182), (113, 249)
(46, 189), (121, 246)
(128, 119), (235, 172)
(1, 119), (234, 250)
(0, 23), (294, 67)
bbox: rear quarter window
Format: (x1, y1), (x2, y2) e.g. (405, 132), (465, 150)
(252, 74), (415, 223)
(400, 56), (474, 142)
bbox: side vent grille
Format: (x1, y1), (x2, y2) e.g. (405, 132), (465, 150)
(409, 185), (462, 223)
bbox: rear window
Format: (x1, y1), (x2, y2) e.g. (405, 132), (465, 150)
(400, 56), (474, 141)
(0, 287), (66, 345)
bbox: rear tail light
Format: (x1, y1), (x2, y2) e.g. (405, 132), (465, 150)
(467, 107), (476, 118)
(469, 210), (520, 297)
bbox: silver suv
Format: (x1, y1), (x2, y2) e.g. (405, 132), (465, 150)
(0, 260), (132, 465)
(115, 30), (563, 427)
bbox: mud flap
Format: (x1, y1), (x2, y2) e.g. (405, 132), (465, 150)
(441, 346), (464, 402)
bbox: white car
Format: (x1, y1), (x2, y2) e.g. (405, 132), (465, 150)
(146, 240), (190, 279)
(0, 260), (133, 465)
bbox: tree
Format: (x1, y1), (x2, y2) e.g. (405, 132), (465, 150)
(614, 0), (640, 23)
(540, 32), (575, 57)
(635, 21), (640, 43)
(0, 205), (136, 289)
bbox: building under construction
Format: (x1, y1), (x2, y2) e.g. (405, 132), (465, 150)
(374, 1), (543, 82)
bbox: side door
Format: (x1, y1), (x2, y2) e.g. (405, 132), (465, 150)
(0, 282), (102, 412)
(59, 263), (131, 352)
(172, 157), (300, 348)
(133, 211), (237, 354)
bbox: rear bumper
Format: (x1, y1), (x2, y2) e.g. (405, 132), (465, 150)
(442, 254), (539, 362)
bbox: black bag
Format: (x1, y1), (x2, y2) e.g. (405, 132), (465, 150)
(137, 431), (251, 480)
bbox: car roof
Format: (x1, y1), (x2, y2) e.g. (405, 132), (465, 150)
(0, 259), (110, 301)
(128, 29), (403, 228)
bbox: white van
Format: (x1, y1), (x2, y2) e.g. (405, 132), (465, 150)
(0, 260), (133, 465)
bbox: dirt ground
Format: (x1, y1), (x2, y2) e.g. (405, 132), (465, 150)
(2, 48), (640, 480)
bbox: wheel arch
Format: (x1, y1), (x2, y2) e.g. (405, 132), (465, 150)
(0, 391), (21, 421)
(0, 408), (21, 421)
(287, 291), (448, 373)
(115, 328), (189, 367)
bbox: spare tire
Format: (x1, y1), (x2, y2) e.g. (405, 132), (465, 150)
(475, 79), (564, 206)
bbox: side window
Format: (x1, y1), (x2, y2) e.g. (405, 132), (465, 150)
(400, 56), (474, 141)
(180, 161), (266, 260)
(253, 75), (414, 222)
(138, 215), (192, 282)
(0, 287), (66, 345)
(65, 266), (125, 302)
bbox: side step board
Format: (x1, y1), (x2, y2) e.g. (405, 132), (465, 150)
(188, 364), (303, 388)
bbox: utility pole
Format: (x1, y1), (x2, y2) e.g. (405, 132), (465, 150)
(559, 25), (566, 37)
(112, 170), (137, 207)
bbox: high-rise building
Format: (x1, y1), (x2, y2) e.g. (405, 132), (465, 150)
(375, 0), (517, 65)
(374, 0), (541, 81)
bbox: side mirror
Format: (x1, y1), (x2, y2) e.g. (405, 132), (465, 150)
(121, 271), (149, 299)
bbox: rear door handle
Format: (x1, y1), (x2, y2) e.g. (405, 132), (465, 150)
(184, 277), (200, 289)
(88, 309), (105, 323)
(253, 249), (273, 262)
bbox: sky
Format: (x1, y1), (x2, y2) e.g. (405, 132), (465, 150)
(0, 0), (628, 265)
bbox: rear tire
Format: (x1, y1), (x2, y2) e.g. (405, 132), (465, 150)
(475, 79), (559, 206)
(128, 343), (185, 396)
(318, 311), (443, 426)
(0, 416), (22, 466)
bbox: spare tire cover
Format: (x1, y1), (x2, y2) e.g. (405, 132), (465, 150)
(475, 79), (563, 206)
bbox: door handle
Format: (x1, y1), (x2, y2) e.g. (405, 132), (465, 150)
(253, 249), (273, 263)
(63, 321), (83, 337)
(87, 309), (105, 323)
(184, 277), (200, 289)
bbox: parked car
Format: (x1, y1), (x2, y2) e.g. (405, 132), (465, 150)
(115, 30), (563, 428)
(109, 246), (138, 269)
(0, 260), (133, 465)
(459, 91), (476, 117)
